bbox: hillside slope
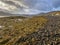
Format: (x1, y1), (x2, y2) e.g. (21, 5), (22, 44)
(0, 15), (60, 45)
(0, 16), (47, 45)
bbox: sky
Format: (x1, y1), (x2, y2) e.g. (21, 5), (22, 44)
(0, 0), (60, 14)
(24, 0), (60, 11)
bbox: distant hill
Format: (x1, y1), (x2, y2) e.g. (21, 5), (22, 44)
(37, 11), (60, 16)
(47, 11), (60, 16)
(0, 11), (60, 17)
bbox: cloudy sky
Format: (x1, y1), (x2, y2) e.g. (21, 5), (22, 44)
(0, 0), (60, 14)
(24, 0), (60, 11)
